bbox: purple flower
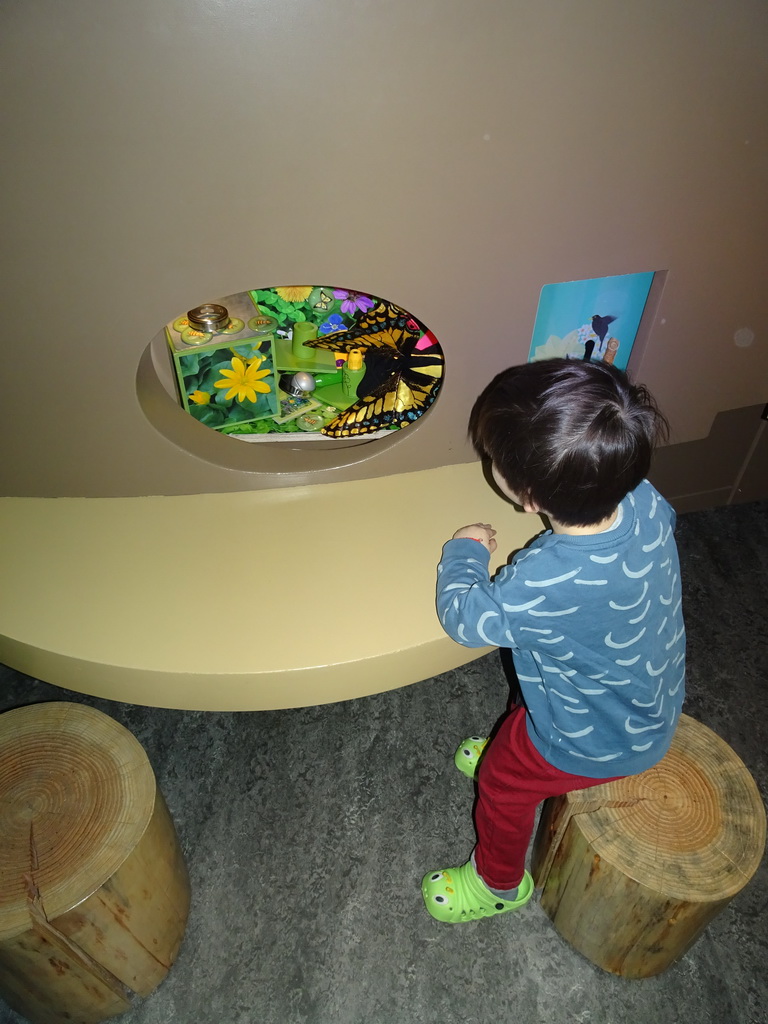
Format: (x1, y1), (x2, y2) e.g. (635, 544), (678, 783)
(333, 289), (375, 315)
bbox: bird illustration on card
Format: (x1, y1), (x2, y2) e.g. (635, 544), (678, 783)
(527, 272), (655, 371)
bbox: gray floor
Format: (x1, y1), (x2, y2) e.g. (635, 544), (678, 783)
(1, 501), (767, 1024)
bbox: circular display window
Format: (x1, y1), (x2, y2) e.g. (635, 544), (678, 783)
(162, 286), (444, 443)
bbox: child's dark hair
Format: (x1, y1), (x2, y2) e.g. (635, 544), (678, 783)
(469, 358), (669, 527)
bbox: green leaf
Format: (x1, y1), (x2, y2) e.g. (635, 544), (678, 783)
(226, 403), (260, 423)
(200, 367), (223, 391)
(189, 404), (225, 427)
(231, 342), (261, 359)
(178, 352), (201, 374)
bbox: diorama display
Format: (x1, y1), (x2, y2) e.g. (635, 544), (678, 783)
(165, 287), (444, 439)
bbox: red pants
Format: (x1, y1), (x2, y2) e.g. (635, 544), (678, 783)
(474, 704), (623, 891)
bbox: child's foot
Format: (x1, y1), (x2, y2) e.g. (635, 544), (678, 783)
(421, 861), (534, 924)
(453, 736), (489, 779)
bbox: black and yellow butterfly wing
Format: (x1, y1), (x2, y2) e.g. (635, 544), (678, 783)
(320, 349), (444, 437)
(307, 300), (423, 356)
(305, 297), (443, 437)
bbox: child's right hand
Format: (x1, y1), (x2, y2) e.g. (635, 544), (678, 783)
(452, 523), (497, 554)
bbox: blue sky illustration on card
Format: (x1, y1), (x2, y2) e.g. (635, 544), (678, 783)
(527, 271), (654, 370)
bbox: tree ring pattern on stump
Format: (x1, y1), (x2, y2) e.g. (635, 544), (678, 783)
(617, 751), (721, 853)
(0, 703), (156, 940)
(571, 715), (766, 902)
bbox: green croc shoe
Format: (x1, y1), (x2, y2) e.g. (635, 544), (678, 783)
(454, 736), (489, 779)
(422, 861), (534, 924)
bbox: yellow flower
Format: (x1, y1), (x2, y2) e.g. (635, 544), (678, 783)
(188, 390), (211, 405)
(214, 356), (272, 403)
(275, 285), (313, 303)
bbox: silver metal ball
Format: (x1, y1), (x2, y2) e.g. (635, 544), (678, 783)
(292, 372), (316, 394)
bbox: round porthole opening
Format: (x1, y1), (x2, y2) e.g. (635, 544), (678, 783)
(138, 285), (444, 475)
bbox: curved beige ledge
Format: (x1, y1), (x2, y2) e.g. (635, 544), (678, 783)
(0, 464), (540, 711)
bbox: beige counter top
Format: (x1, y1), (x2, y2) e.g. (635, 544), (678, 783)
(0, 464), (541, 710)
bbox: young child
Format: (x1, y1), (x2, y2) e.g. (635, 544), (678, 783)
(423, 357), (685, 924)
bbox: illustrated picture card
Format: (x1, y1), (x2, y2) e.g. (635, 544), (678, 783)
(527, 271), (655, 370)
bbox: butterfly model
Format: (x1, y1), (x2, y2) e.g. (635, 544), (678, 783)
(306, 301), (444, 437)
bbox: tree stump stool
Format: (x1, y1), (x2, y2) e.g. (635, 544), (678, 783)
(531, 713), (765, 979)
(0, 702), (190, 1024)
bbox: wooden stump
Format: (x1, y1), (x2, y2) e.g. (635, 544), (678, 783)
(0, 702), (190, 1024)
(531, 713), (766, 978)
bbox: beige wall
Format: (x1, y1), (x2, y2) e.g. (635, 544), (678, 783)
(2, 0), (767, 502)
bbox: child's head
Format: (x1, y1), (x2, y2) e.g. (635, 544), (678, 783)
(469, 358), (668, 527)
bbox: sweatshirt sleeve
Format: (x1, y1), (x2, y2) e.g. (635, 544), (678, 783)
(436, 538), (516, 649)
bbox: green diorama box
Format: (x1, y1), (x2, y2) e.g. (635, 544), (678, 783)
(166, 297), (280, 432)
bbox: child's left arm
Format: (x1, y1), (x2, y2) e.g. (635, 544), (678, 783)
(436, 529), (515, 649)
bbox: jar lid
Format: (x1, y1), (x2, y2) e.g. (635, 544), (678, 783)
(187, 303), (230, 333)
(248, 314), (279, 336)
(296, 411), (326, 431)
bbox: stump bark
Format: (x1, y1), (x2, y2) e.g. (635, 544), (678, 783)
(531, 713), (765, 978)
(0, 702), (190, 1024)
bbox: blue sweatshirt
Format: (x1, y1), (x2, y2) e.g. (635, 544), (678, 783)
(436, 480), (685, 778)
